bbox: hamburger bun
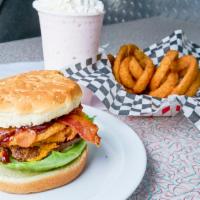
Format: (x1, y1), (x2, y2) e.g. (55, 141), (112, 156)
(0, 147), (88, 194)
(0, 70), (82, 128)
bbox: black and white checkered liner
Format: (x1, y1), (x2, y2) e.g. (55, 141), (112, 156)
(63, 30), (200, 130)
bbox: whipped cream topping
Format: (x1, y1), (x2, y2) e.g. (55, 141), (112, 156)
(33, 0), (104, 15)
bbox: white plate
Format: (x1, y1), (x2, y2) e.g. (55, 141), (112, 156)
(0, 105), (146, 200)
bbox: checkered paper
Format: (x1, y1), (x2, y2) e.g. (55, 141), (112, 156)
(63, 30), (200, 130)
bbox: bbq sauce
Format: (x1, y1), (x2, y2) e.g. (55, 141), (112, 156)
(1, 149), (10, 163)
(29, 123), (52, 133)
(0, 132), (15, 146)
(0, 122), (52, 143)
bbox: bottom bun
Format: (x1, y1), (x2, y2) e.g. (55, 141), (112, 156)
(0, 147), (88, 194)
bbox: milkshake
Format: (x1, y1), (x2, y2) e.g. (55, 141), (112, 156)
(33, 0), (104, 69)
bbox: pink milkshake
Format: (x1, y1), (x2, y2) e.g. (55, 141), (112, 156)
(33, 0), (104, 69)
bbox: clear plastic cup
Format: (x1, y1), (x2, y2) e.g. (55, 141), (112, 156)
(33, 3), (104, 69)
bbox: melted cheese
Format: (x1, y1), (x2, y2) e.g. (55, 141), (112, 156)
(27, 143), (58, 161)
(27, 127), (78, 161)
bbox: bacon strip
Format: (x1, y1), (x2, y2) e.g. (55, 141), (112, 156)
(58, 113), (100, 146)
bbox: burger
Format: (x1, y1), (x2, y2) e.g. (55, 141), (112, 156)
(0, 70), (100, 193)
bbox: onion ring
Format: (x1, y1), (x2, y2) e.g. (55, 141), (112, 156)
(185, 71), (200, 96)
(113, 44), (138, 83)
(119, 56), (135, 88)
(107, 54), (115, 68)
(130, 51), (155, 94)
(149, 72), (179, 98)
(171, 55), (199, 95)
(150, 50), (179, 91)
(129, 56), (143, 80)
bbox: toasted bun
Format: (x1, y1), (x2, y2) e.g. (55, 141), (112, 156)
(0, 70), (82, 128)
(0, 147), (87, 194)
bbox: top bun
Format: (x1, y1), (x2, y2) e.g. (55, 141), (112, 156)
(0, 70), (82, 128)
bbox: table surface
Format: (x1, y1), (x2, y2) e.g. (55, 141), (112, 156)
(0, 16), (200, 200)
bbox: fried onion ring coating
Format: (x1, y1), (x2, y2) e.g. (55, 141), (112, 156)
(185, 71), (200, 97)
(113, 44), (138, 83)
(150, 50), (179, 91)
(171, 55), (199, 95)
(129, 57), (143, 80)
(119, 56), (135, 88)
(131, 51), (155, 94)
(107, 54), (115, 68)
(149, 72), (179, 98)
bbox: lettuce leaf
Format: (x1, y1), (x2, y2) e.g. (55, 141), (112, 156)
(4, 140), (86, 172)
(84, 113), (96, 122)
